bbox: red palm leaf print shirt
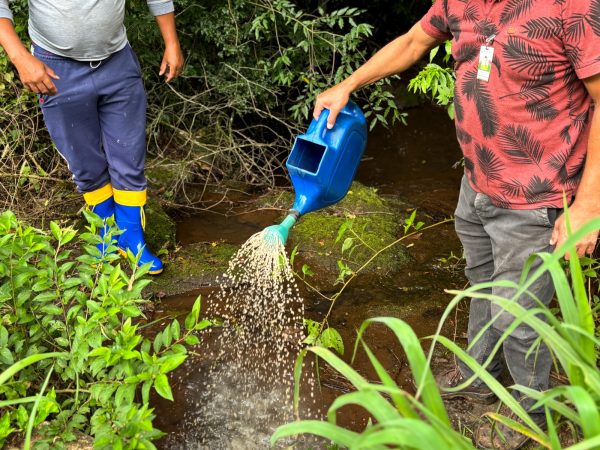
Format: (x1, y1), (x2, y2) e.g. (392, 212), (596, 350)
(421, 0), (600, 209)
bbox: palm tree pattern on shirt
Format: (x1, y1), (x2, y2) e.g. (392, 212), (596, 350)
(423, 0), (598, 208)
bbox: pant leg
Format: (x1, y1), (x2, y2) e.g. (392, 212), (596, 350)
(93, 45), (147, 192)
(478, 195), (556, 413)
(454, 176), (504, 380)
(34, 46), (108, 193)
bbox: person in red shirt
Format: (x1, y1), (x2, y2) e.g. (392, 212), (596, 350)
(314, 1), (600, 449)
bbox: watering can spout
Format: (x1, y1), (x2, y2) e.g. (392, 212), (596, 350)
(263, 212), (299, 245)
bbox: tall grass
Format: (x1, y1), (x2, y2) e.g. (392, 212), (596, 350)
(272, 214), (600, 449)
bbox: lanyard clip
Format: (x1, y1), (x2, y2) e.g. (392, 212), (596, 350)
(485, 34), (497, 46)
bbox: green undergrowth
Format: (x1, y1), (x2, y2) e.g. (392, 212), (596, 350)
(0, 210), (209, 449)
(274, 212), (600, 449)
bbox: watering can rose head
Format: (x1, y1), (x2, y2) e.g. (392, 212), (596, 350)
(263, 215), (297, 245)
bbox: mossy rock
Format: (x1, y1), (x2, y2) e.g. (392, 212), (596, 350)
(145, 197), (176, 251)
(146, 241), (238, 297)
(146, 159), (190, 193)
(257, 182), (412, 286)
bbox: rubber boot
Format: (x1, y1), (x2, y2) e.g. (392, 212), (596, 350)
(113, 189), (163, 275)
(83, 183), (116, 258)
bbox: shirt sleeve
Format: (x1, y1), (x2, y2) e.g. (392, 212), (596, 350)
(0, 0), (14, 22)
(420, 0), (452, 41)
(146, 0), (174, 16)
(561, 0), (600, 79)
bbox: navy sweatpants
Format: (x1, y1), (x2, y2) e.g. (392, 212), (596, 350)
(34, 43), (147, 193)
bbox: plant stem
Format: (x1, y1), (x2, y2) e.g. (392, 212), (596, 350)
(318, 218), (454, 334)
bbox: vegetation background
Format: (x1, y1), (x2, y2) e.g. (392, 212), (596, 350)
(0, 0), (430, 220)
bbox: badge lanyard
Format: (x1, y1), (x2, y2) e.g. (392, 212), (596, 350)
(476, 1), (500, 82)
(477, 34), (496, 82)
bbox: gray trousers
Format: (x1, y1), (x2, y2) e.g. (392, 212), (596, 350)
(454, 176), (556, 413)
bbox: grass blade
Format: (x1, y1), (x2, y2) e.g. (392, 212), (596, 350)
(0, 352), (65, 386)
(271, 420), (362, 447)
(23, 364), (54, 450)
(356, 317), (451, 426)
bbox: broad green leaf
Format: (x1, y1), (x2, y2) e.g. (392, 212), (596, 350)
(160, 354), (187, 373)
(320, 327), (344, 355)
(154, 373), (173, 401)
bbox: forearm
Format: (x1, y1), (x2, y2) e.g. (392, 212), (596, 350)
(574, 107), (600, 215)
(343, 23), (440, 92)
(154, 13), (179, 48)
(0, 18), (29, 63)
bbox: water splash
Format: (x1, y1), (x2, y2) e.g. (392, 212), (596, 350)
(164, 230), (313, 449)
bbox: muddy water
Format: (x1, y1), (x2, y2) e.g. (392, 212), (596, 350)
(152, 105), (468, 448)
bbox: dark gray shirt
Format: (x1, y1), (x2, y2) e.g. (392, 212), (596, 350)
(0, 0), (174, 61)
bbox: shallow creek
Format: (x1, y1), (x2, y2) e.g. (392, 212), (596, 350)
(150, 106), (469, 448)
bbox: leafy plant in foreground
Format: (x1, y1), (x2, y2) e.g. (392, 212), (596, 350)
(274, 213), (600, 449)
(0, 210), (209, 449)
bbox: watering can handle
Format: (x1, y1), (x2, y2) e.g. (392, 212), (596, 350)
(314, 101), (357, 135)
(313, 108), (331, 137)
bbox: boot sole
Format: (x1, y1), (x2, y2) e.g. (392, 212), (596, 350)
(117, 249), (163, 276)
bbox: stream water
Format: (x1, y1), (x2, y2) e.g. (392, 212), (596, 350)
(151, 105), (468, 448)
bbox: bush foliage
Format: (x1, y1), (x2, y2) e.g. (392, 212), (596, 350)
(0, 211), (209, 448)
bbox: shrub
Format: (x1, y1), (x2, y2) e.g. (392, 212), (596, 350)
(0, 210), (209, 449)
(126, 0), (403, 204)
(3, 1), (415, 216)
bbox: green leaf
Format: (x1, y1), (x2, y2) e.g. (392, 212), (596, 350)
(0, 348), (14, 365)
(160, 353), (187, 373)
(290, 245), (299, 266)
(153, 331), (163, 353)
(301, 264), (314, 277)
(0, 327), (7, 347)
(185, 335), (200, 346)
(272, 421), (360, 447)
(171, 320), (181, 340)
(54, 337), (69, 347)
(336, 221), (349, 243)
(320, 327), (344, 355)
(40, 305), (62, 315)
(341, 237), (354, 254)
(122, 306), (142, 317)
(49, 221), (61, 242)
(154, 374), (173, 401)
(194, 319), (212, 331)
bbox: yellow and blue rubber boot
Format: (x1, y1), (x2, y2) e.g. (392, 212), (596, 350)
(83, 183), (116, 258)
(113, 189), (164, 275)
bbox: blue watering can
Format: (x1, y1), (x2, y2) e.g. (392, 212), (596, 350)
(265, 100), (368, 244)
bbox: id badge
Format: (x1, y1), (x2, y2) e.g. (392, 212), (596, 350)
(477, 46), (494, 82)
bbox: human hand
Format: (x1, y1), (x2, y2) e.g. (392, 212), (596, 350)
(313, 82), (353, 129)
(550, 204), (600, 259)
(14, 52), (59, 95)
(159, 42), (184, 83)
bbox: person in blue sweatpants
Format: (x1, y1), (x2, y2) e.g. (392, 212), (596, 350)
(0, 1), (184, 275)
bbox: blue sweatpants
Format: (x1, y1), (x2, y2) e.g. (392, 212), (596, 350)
(34, 43), (147, 193)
